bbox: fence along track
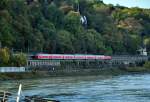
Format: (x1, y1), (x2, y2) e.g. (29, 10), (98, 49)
(0, 91), (12, 102)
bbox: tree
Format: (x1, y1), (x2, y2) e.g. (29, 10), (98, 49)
(27, 2), (44, 28)
(64, 11), (81, 34)
(12, 15), (34, 51)
(123, 33), (141, 54)
(11, 53), (27, 67)
(43, 4), (64, 28)
(0, 0), (9, 10)
(31, 29), (44, 51)
(144, 61), (150, 69)
(37, 19), (57, 53)
(0, 18), (14, 47)
(57, 30), (74, 53)
(87, 6), (113, 34)
(84, 29), (105, 54)
(0, 47), (10, 66)
(0, 0), (150, 55)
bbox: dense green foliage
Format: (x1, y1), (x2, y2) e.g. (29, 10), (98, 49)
(0, 0), (150, 55)
(144, 61), (150, 69)
(0, 48), (27, 66)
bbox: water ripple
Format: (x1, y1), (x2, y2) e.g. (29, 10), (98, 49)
(1, 74), (150, 102)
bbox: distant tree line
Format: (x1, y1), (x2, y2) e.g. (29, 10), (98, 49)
(0, 0), (150, 55)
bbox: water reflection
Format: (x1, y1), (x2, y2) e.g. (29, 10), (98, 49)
(1, 74), (150, 102)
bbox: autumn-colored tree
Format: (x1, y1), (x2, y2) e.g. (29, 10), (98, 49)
(0, 47), (10, 66)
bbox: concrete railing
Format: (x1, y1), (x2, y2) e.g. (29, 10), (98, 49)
(0, 67), (25, 73)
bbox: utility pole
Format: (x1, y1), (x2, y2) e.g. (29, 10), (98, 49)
(0, 41), (1, 48)
(141, 32), (145, 49)
(75, 0), (80, 13)
(75, 0), (88, 29)
(74, 0), (88, 53)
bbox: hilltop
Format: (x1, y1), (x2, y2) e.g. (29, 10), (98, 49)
(0, 0), (150, 55)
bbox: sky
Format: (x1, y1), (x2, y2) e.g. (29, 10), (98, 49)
(103, 0), (150, 9)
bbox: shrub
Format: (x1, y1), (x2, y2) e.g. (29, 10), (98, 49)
(144, 61), (150, 69)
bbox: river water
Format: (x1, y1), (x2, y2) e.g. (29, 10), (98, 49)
(1, 74), (150, 102)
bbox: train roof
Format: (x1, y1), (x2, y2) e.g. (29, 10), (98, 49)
(35, 54), (105, 56)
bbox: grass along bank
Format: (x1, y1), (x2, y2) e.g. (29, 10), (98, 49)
(0, 65), (150, 80)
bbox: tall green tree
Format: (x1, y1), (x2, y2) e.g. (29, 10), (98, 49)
(57, 30), (74, 53)
(43, 4), (64, 28)
(85, 29), (105, 54)
(64, 11), (81, 34)
(37, 19), (57, 53)
(0, 18), (14, 47)
(0, 0), (9, 10)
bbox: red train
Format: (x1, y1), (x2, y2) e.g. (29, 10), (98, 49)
(32, 54), (112, 60)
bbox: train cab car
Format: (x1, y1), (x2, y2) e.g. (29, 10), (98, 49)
(31, 54), (112, 60)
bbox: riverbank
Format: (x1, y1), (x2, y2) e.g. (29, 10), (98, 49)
(0, 67), (150, 80)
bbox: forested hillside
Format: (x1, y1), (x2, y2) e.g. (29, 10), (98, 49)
(0, 0), (150, 55)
